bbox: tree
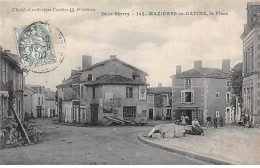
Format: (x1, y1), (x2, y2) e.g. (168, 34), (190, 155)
(7, 80), (15, 116)
(230, 62), (243, 108)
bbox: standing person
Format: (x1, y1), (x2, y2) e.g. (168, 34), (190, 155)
(30, 112), (35, 120)
(206, 116), (212, 128)
(24, 112), (29, 122)
(213, 115), (218, 128)
(191, 117), (204, 135)
(219, 116), (224, 127)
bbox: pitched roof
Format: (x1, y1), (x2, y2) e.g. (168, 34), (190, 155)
(172, 67), (231, 79)
(81, 57), (148, 76)
(147, 87), (172, 94)
(84, 75), (148, 86)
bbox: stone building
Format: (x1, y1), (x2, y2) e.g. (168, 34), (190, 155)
(23, 85), (56, 118)
(147, 84), (172, 120)
(0, 46), (26, 121)
(57, 55), (149, 125)
(171, 60), (233, 125)
(241, 2), (260, 125)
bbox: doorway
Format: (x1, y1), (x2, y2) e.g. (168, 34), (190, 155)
(179, 110), (192, 125)
(148, 108), (153, 120)
(36, 106), (42, 118)
(91, 104), (99, 126)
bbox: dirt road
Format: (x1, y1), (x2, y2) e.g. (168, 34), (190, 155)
(0, 119), (209, 164)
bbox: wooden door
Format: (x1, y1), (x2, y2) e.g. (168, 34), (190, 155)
(91, 104), (99, 126)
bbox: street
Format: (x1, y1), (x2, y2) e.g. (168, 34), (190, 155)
(0, 119), (208, 164)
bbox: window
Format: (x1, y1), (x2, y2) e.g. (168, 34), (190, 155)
(181, 90), (194, 103)
(126, 87), (133, 98)
(133, 74), (141, 81)
(185, 79), (191, 86)
(42, 96), (43, 105)
(38, 97), (41, 105)
(123, 106), (136, 118)
(2, 61), (7, 83)
(216, 92), (219, 97)
(226, 93), (230, 103)
(161, 94), (169, 106)
(226, 80), (231, 87)
(87, 74), (93, 81)
(92, 87), (95, 99)
(216, 111), (219, 117)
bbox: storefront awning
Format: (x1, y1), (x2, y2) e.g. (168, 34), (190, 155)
(0, 91), (9, 97)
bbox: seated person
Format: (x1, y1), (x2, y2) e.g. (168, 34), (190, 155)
(191, 117), (204, 135)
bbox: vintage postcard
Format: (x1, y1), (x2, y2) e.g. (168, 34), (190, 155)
(0, 0), (259, 165)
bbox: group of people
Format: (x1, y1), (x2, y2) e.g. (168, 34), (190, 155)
(206, 115), (224, 128)
(24, 112), (35, 122)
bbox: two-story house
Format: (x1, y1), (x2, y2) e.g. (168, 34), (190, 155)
(171, 60), (232, 125)
(24, 85), (45, 118)
(0, 47), (26, 121)
(241, 2), (260, 125)
(147, 84), (172, 120)
(57, 55), (149, 126)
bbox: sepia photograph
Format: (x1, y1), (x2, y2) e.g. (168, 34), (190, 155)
(0, 0), (260, 165)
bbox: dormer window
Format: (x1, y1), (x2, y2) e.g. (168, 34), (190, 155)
(185, 79), (191, 86)
(132, 72), (141, 81)
(87, 74), (93, 81)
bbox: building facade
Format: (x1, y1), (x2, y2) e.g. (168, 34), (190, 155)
(147, 84), (172, 120)
(0, 47), (25, 121)
(241, 2), (260, 125)
(24, 85), (56, 118)
(171, 60), (233, 125)
(57, 55), (149, 125)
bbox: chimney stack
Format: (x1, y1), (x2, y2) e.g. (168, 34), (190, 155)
(222, 59), (230, 73)
(110, 55), (117, 59)
(194, 60), (202, 68)
(71, 70), (77, 76)
(82, 55), (92, 70)
(158, 83), (162, 87)
(176, 65), (182, 75)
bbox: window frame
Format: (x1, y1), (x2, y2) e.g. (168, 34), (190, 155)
(123, 106), (136, 118)
(126, 87), (133, 98)
(185, 78), (191, 87)
(181, 90), (194, 104)
(87, 74), (93, 81)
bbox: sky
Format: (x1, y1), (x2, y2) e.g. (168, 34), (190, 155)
(0, 0), (252, 90)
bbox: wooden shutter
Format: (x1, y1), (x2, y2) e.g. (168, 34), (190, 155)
(191, 91), (195, 103)
(181, 91), (185, 103)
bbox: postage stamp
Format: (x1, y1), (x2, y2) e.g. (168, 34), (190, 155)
(14, 21), (65, 73)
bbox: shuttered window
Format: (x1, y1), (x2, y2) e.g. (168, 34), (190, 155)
(181, 90), (194, 103)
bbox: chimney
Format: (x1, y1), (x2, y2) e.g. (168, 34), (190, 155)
(110, 55), (117, 59)
(194, 60), (202, 68)
(222, 59), (230, 73)
(176, 65), (182, 75)
(158, 83), (162, 87)
(71, 70), (77, 76)
(82, 55), (92, 70)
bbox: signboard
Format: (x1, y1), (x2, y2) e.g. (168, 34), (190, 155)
(139, 86), (147, 100)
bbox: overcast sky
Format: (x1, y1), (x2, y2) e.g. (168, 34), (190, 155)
(0, 0), (249, 90)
